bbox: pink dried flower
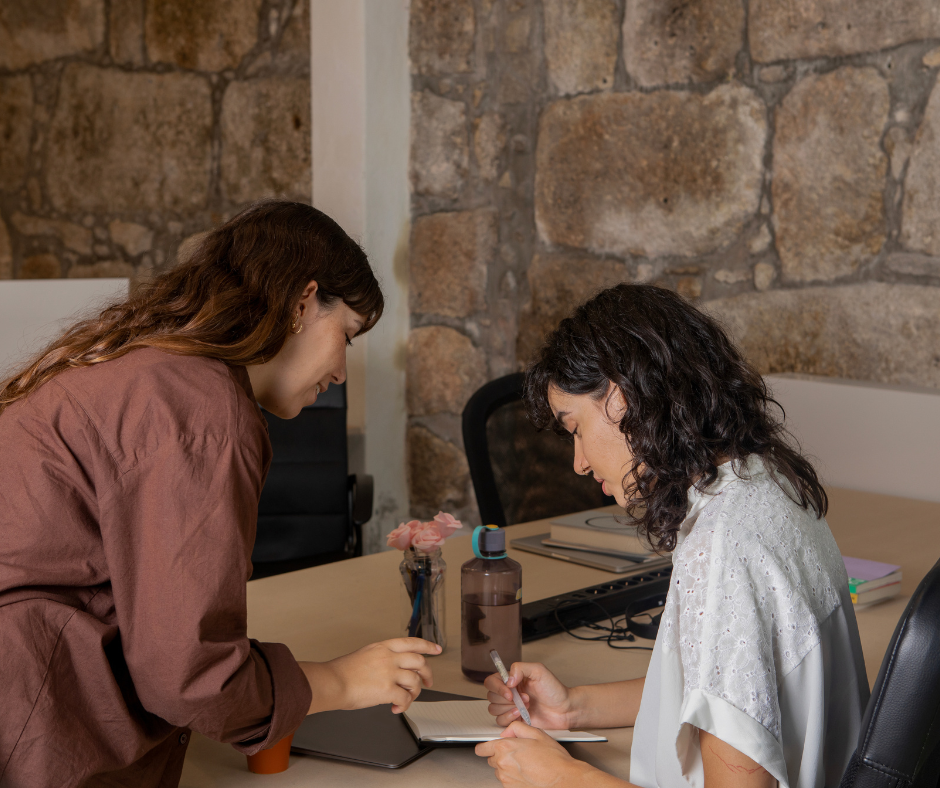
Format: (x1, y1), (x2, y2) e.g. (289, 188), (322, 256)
(386, 513), (462, 552)
(432, 511), (463, 538)
(411, 522), (446, 552)
(386, 519), (422, 551)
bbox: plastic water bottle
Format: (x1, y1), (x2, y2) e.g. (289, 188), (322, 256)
(461, 525), (522, 682)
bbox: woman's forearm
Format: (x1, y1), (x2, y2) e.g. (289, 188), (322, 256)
(298, 661), (344, 715)
(567, 677), (645, 729)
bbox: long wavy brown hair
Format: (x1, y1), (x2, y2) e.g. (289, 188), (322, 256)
(525, 283), (827, 553)
(0, 200), (384, 416)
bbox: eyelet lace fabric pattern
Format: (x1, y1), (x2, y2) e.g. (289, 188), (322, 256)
(661, 460), (845, 739)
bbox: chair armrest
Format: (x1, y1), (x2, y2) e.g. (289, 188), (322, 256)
(349, 473), (374, 528)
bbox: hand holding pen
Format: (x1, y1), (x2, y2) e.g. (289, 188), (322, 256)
(489, 650), (531, 724)
(483, 659), (579, 731)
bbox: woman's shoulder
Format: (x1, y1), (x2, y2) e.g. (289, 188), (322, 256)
(704, 466), (833, 558)
(665, 461), (848, 700)
(676, 462), (847, 643)
(60, 346), (233, 402)
(56, 348), (266, 452)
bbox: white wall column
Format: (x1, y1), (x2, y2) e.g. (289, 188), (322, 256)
(310, 0), (367, 433)
(311, 1), (411, 552)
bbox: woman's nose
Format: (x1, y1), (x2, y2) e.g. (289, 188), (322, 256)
(573, 444), (588, 476)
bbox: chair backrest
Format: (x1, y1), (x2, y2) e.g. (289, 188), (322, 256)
(253, 382), (351, 565)
(462, 373), (613, 527)
(840, 556), (940, 788)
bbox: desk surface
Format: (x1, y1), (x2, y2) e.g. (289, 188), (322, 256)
(180, 487), (939, 787)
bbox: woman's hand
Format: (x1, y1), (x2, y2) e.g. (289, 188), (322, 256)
(301, 637), (441, 715)
(475, 721), (600, 788)
(484, 661), (578, 730)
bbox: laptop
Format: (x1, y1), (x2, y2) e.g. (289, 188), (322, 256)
(290, 689), (478, 769)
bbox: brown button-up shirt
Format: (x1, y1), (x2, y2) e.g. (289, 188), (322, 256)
(0, 348), (312, 787)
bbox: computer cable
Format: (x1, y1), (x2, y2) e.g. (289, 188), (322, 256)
(551, 596), (657, 651)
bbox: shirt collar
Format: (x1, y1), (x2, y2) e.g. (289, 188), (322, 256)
(228, 364), (270, 433)
(676, 455), (766, 547)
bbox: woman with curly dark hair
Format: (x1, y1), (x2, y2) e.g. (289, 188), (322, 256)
(476, 284), (869, 788)
(0, 201), (439, 787)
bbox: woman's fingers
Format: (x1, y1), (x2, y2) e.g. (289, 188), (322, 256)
(397, 651), (428, 670)
(389, 684), (415, 714)
(507, 661), (544, 688)
(386, 637), (443, 655)
(395, 652), (434, 687)
(396, 668), (422, 696)
(495, 708), (521, 726)
(483, 672), (510, 697)
(416, 664), (434, 688)
(487, 689), (516, 705)
(390, 668), (422, 714)
(487, 698), (518, 718)
(501, 719), (545, 739)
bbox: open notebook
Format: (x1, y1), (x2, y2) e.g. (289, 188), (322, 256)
(402, 700), (607, 743)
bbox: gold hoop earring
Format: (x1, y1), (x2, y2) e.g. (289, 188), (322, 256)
(290, 314), (303, 334)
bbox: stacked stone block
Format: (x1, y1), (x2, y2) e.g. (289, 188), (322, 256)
(0, 0), (311, 285)
(407, 0), (940, 519)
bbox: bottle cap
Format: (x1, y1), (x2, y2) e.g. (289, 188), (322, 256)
(472, 525), (506, 559)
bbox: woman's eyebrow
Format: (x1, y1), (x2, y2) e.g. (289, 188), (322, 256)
(554, 410), (571, 427)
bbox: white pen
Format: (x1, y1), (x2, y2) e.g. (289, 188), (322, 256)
(489, 649), (531, 725)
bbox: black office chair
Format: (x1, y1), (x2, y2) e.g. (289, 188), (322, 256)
(840, 556), (940, 788)
(251, 382), (373, 579)
(461, 373), (614, 527)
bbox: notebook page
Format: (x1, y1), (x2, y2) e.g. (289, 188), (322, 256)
(406, 701), (501, 737)
(403, 701), (606, 742)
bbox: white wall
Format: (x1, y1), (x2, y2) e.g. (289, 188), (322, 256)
(311, 1), (411, 552)
(362, 1), (412, 551)
(0, 279), (129, 379)
(310, 0), (367, 433)
(767, 374), (940, 503)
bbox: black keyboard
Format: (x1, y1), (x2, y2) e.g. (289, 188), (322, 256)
(521, 564), (673, 642)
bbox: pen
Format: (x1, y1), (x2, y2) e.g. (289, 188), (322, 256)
(408, 570), (425, 638)
(489, 649), (531, 725)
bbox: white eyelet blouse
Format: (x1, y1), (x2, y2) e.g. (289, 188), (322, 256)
(630, 457), (870, 788)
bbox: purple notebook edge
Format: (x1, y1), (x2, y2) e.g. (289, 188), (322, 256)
(842, 556), (901, 582)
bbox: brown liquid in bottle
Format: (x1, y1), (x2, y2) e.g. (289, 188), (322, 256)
(461, 527), (522, 682)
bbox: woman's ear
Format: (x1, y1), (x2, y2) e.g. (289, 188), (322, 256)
(606, 382), (627, 422)
(296, 280), (320, 317)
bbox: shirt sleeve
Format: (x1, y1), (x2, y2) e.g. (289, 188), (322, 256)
(98, 431), (312, 752)
(670, 503), (788, 783)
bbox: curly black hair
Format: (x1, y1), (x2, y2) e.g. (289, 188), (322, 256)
(524, 283), (827, 553)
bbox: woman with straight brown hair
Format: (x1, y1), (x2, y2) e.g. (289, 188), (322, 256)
(0, 201), (440, 787)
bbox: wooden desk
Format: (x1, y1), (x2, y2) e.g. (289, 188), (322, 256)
(179, 488), (939, 787)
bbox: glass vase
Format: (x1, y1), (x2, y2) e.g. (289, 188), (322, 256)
(399, 547), (447, 649)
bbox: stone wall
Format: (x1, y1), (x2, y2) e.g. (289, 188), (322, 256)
(407, 0), (940, 523)
(0, 0), (311, 284)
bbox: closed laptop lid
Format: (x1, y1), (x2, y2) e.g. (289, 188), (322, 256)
(290, 689), (477, 769)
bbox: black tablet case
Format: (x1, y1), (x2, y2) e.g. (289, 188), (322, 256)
(290, 689), (478, 769)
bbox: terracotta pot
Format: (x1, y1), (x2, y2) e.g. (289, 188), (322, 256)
(246, 733), (294, 774)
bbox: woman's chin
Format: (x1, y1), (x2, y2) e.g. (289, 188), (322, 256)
(262, 400), (303, 420)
